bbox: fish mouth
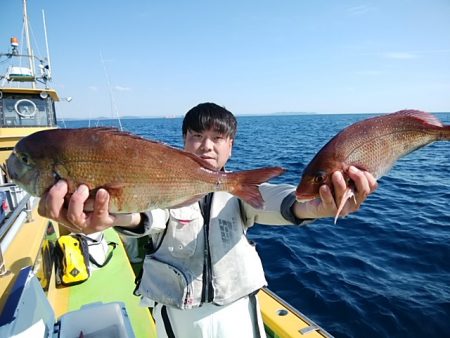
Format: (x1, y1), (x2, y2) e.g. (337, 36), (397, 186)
(0, 163), (9, 177)
(5, 153), (39, 196)
(13, 172), (39, 196)
(5, 155), (15, 180)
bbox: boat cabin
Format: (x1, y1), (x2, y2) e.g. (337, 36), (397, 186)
(0, 88), (58, 128)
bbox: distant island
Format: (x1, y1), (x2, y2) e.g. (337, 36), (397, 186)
(264, 112), (318, 116)
(62, 112), (320, 120)
(61, 111), (449, 121)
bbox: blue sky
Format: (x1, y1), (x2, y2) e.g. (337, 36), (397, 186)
(1, 0), (450, 119)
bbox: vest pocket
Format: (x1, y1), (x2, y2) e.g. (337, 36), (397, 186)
(139, 257), (195, 309)
(167, 209), (199, 258)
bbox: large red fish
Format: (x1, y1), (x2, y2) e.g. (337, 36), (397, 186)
(296, 110), (450, 222)
(6, 128), (285, 212)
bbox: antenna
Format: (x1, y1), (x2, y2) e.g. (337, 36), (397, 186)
(42, 9), (52, 81)
(100, 51), (123, 131)
(23, 0), (35, 88)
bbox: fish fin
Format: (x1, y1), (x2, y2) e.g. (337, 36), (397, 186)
(184, 152), (220, 171)
(396, 109), (443, 127)
(67, 128), (222, 172)
(76, 127), (185, 149)
(334, 187), (355, 224)
(96, 182), (126, 201)
(102, 182), (125, 190)
(227, 167), (285, 209)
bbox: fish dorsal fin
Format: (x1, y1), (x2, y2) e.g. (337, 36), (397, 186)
(81, 127), (167, 144)
(396, 110), (443, 127)
(178, 151), (219, 171)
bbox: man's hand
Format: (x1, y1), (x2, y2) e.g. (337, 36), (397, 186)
(293, 166), (378, 221)
(38, 180), (116, 234)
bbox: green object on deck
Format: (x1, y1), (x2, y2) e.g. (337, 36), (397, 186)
(66, 229), (156, 338)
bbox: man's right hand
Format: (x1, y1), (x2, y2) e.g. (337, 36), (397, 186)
(38, 180), (116, 234)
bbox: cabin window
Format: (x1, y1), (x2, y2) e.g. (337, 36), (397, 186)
(0, 93), (57, 127)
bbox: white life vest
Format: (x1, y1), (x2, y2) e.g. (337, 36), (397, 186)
(137, 191), (265, 309)
(134, 183), (303, 309)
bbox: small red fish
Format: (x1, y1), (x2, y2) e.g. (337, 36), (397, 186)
(296, 110), (450, 222)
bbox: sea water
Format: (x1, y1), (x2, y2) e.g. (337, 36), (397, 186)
(64, 113), (450, 338)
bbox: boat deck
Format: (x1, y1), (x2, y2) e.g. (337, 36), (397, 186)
(47, 228), (157, 337)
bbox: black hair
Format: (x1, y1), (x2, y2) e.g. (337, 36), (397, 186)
(182, 102), (237, 139)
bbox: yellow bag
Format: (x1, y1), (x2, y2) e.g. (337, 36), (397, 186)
(54, 234), (90, 286)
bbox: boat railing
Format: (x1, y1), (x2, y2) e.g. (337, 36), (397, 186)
(0, 184), (34, 252)
(0, 180), (36, 279)
(261, 287), (334, 338)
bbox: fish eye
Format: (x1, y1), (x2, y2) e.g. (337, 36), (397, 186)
(313, 171), (327, 184)
(18, 153), (29, 165)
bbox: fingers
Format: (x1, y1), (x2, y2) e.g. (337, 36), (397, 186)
(331, 170), (347, 207)
(64, 186), (112, 234)
(347, 166), (377, 204)
(87, 189), (113, 231)
(38, 180), (68, 219)
(38, 180), (84, 233)
(298, 167), (378, 221)
(330, 167), (377, 218)
(319, 184), (336, 210)
(364, 171), (378, 192)
(340, 166), (378, 215)
(38, 181), (114, 234)
(66, 185), (89, 226)
(65, 187), (113, 234)
(93, 189), (109, 215)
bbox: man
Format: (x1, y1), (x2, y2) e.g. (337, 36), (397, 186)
(39, 103), (377, 337)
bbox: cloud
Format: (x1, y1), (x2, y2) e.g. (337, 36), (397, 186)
(114, 85), (132, 92)
(382, 52), (418, 59)
(347, 5), (376, 16)
(88, 86), (98, 91)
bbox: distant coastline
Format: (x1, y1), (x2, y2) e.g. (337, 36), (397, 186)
(60, 112), (318, 121)
(61, 111), (449, 121)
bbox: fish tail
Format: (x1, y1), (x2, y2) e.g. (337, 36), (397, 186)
(226, 167), (285, 208)
(439, 125), (450, 140)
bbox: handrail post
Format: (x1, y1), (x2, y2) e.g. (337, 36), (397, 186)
(25, 198), (33, 223)
(0, 246), (11, 277)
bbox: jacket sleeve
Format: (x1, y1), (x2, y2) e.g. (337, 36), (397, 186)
(240, 183), (314, 227)
(114, 209), (169, 237)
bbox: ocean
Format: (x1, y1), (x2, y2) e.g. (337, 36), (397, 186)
(63, 113), (450, 338)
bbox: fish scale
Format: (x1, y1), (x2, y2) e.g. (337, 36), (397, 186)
(6, 128), (285, 212)
(345, 129), (437, 178)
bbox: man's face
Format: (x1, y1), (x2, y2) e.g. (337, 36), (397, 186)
(184, 129), (233, 170)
